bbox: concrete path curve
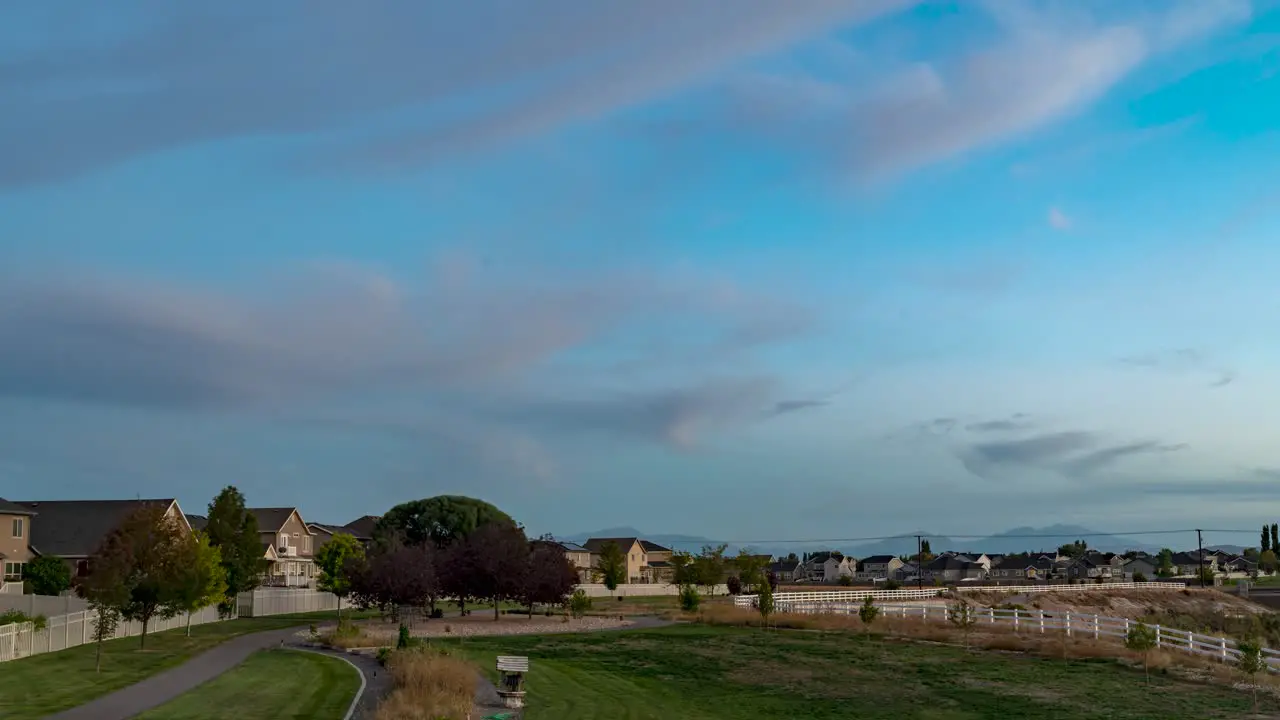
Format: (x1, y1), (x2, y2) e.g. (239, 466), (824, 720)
(44, 627), (302, 720)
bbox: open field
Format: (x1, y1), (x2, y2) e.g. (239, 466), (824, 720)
(0, 616), (318, 720)
(136, 649), (359, 720)
(445, 623), (1275, 719)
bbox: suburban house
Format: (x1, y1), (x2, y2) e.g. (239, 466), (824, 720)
(0, 499), (36, 594)
(11, 499), (192, 579)
(1123, 555), (1158, 578)
(769, 557), (802, 583)
(1222, 555), (1256, 574)
(584, 537), (650, 584)
(640, 540), (674, 582)
(1171, 551), (1219, 576)
(856, 555), (904, 580)
(946, 552), (994, 572)
(342, 515), (381, 540)
(802, 551), (854, 583)
(923, 555), (986, 582)
(306, 520), (374, 547)
(249, 508), (317, 588)
(546, 539), (594, 583)
(990, 555), (1040, 581)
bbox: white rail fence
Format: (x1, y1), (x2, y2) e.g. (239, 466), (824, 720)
(0, 604), (228, 664)
(733, 582), (1187, 608)
(738, 594), (1278, 672)
(575, 583), (729, 598)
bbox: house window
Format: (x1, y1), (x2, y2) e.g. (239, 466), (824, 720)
(3, 561), (24, 580)
(302, 535), (311, 553)
(11, 517), (23, 538)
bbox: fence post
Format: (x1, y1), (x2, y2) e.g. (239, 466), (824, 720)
(1155, 625), (1163, 648)
(1038, 609), (1045, 634)
(988, 606), (995, 625)
(1221, 636), (1228, 662)
(1013, 609), (1019, 632)
(1065, 611), (1071, 638)
(1093, 614), (1099, 640)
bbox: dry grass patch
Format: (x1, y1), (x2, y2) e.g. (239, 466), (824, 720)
(374, 647), (477, 720)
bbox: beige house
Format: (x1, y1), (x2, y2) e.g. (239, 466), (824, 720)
(546, 540), (594, 583)
(11, 498), (192, 580)
(640, 540), (674, 582)
(249, 508), (317, 588)
(584, 537), (650, 584)
(0, 499), (36, 593)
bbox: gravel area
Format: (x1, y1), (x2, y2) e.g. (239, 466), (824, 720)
(305, 615), (636, 643)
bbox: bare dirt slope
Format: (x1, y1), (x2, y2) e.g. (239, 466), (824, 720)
(963, 588), (1268, 619)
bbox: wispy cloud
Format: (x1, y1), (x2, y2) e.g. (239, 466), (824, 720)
(1118, 347), (1237, 388)
(959, 429), (1187, 480)
(1048, 207), (1072, 230)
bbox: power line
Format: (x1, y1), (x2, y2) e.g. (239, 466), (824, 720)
(652, 527), (1260, 547)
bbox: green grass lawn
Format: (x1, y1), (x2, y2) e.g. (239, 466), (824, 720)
(444, 624), (1272, 720)
(137, 649), (360, 720)
(0, 616), (316, 720)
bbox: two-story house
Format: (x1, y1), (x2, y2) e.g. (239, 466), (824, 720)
(990, 555), (1039, 581)
(249, 508), (317, 588)
(0, 499), (36, 594)
(640, 540), (674, 583)
(14, 498), (192, 580)
(544, 539), (594, 582)
(803, 551), (854, 583)
(584, 537), (650, 584)
(923, 555), (986, 583)
(856, 555), (904, 580)
(306, 518), (375, 548)
(769, 557), (802, 583)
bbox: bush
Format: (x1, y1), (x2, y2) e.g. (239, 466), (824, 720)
(568, 589), (592, 619)
(376, 646), (393, 666)
(1133, 572), (1148, 583)
(397, 624), (411, 649)
(0, 611), (46, 630)
(837, 575), (854, 587)
(679, 584), (701, 612)
(726, 575), (742, 595)
(429, 607), (444, 619)
(884, 579), (901, 590)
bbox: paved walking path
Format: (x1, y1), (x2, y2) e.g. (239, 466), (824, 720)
(44, 627), (303, 720)
(286, 645), (391, 720)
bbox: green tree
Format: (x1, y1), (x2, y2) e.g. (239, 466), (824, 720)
(315, 532), (365, 621)
(1260, 550), (1278, 575)
(1125, 622), (1158, 684)
(568, 589), (592, 618)
(1057, 540), (1088, 559)
(76, 543), (130, 672)
(1271, 523), (1278, 553)
(172, 532), (227, 636)
(858, 596), (879, 638)
(593, 541), (628, 590)
(693, 544), (728, 595)
(1262, 524), (1270, 554)
(948, 599), (976, 649)
(734, 550), (769, 593)
(205, 486), (268, 610)
(921, 540), (931, 556)
(678, 584), (700, 612)
(84, 506), (187, 649)
(757, 578), (775, 627)
(1237, 638), (1266, 712)
(669, 551), (696, 586)
(24, 555), (72, 596)
(1156, 548), (1175, 577)
(376, 495), (514, 548)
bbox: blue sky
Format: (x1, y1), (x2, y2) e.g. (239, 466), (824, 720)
(3, 1), (1280, 545)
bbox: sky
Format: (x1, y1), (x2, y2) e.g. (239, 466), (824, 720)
(4, 1), (1280, 546)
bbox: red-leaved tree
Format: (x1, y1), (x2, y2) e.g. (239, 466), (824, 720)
(520, 541), (579, 616)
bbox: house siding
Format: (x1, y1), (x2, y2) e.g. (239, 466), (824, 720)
(0, 513), (32, 582)
(261, 511), (316, 587)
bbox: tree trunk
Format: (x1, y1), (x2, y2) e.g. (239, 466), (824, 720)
(186, 612), (192, 637)
(95, 638), (103, 673)
(140, 617), (149, 650)
(337, 595), (343, 623)
(494, 601), (500, 621)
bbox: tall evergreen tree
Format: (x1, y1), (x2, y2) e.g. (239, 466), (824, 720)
(1262, 524), (1270, 553)
(205, 486), (267, 610)
(1271, 524), (1277, 554)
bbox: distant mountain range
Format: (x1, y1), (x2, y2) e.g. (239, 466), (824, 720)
(559, 524), (1176, 559)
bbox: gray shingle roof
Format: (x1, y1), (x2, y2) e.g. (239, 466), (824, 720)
(186, 514), (208, 531)
(13, 499), (179, 558)
(344, 515), (380, 538)
(639, 540), (671, 553)
(247, 508), (298, 533)
(0, 498), (36, 516)
(308, 522), (370, 541)
(584, 537), (639, 553)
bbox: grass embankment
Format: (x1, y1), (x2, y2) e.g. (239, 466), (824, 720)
(0, 613), (335, 720)
(137, 649), (359, 720)
(444, 622), (1274, 719)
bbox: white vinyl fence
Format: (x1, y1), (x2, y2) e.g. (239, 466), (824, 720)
(237, 588), (340, 617)
(575, 583), (730, 598)
(0, 593), (88, 617)
(733, 582), (1187, 608)
(0, 604), (229, 663)
(764, 599), (1280, 671)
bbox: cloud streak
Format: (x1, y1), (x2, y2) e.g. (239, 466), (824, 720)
(959, 429), (1187, 480)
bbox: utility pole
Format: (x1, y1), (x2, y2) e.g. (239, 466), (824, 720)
(917, 535), (923, 590)
(1197, 529), (1205, 588)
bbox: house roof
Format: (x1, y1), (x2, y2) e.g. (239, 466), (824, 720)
(770, 559), (800, 572)
(344, 515), (380, 538)
(860, 555), (897, 564)
(993, 556), (1036, 570)
(247, 508), (307, 534)
(584, 537), (640, 553)
(0, 498), (36, 516)
(12, 499), (182, 558)
(186, 514), (208, 531)
(648, 560), (672, 568)
(261, 542), (278, 560)
(307, 522), (371, 541)
(639, 540), (671, 553)
(927, 556), (983, 571)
